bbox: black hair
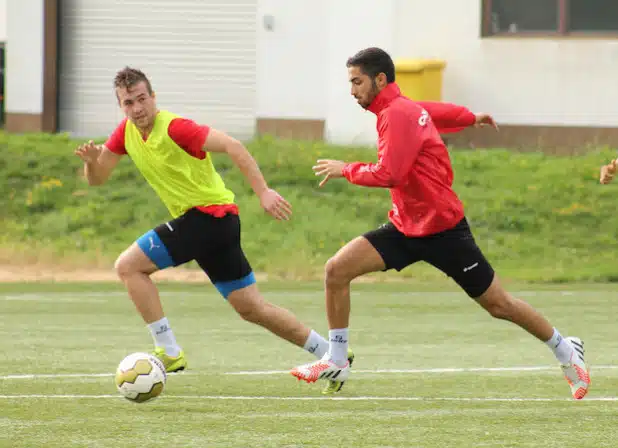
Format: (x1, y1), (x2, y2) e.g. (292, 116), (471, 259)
(346, 47), (395, 83)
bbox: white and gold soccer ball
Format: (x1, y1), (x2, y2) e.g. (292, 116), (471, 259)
(115, 352), (167, 403)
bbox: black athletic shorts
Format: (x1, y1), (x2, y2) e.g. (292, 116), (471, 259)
(136, 208), (254, 297)
(363, 218), (495, 298)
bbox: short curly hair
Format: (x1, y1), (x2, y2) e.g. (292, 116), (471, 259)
(113, 67), (153, 95)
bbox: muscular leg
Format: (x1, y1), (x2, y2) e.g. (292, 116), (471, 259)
(474, 274), (591, 400)
(324, 236), (387, 329)
(289, 237), (387, 380)
(435, 221), (587, 397)
(114, 242), (162, 324)
(475, 275), (554, 341)
(227, 283), (313, 347)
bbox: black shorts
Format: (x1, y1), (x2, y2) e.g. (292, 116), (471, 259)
(363, 218), (495, 298)
(136, 208), (253, 295)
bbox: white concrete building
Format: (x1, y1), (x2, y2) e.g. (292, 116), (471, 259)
(0, 0), (6, 42)
(3, 0), (618, 149)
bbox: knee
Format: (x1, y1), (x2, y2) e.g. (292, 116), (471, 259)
(235, 302), (265, 324)
(481, 293), (516, 321)
(229, 290), (267, 324)
(114, 253), (135, 281)
(324, 256), (351, 287)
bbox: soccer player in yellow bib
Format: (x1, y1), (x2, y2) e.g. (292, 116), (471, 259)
(75, 67), (347, 392)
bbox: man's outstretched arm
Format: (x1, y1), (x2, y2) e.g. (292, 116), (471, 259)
(75, 141), (122, 186)
(418, 101), (498, 133)
(203, 128), (292, 220)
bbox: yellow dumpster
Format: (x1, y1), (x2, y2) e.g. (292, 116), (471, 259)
(394, 59), (446, 101)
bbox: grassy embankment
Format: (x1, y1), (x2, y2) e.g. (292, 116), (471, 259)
(2, 131), (616, 282)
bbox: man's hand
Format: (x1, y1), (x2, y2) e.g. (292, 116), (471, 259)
(259, 188), (292, 221)
(474, 113), (499, 131)
(312, 159), (346, 187)
(75, 140), (102, 163)
(600, 159), (617, 184)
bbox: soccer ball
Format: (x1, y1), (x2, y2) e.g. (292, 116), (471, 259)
(115, 352), (167, 403)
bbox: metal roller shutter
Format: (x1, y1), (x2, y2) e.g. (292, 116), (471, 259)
(58, 0), (257, 139)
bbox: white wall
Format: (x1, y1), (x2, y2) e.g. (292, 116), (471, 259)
(257, 0), (328, 120)
(0, 0), (6, 42)
(324, 0), (396, 144)
(5, 0), (44, 114)
(258, 0), (618, 146)
(394, 0), (618, 127)
(257, 0), (397, 145)
(6, 0), (613, 139)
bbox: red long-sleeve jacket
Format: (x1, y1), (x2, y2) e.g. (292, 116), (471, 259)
(342, 83), (476, 237)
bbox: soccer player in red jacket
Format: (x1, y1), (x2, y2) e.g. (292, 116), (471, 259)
(291, 47), (590, 400)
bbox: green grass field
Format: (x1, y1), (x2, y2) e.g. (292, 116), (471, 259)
(1, 281), (617, 447)
(3, 131), (618, 282)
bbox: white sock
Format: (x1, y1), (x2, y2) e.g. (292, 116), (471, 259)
(545, 328), (574, 365)
(328, 328), (349, 367)
(147, 317), (181, 357)
(303, 330), (329, 359)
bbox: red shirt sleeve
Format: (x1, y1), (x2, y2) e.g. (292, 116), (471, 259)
(342, 108), (424, 188)
(104, 118), (128, 155)
(168, 118), (211, 160)
(416, 101), (475, 134)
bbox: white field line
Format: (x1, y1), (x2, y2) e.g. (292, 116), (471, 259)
(1, 365), (617, 380)
(225, 365), (618, 376)
(0, 296), (109, 302)
(0, 371), (192, 380)
(0, 394), (615, 402)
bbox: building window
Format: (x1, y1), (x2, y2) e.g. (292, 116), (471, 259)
(482, 0), (618, 36)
